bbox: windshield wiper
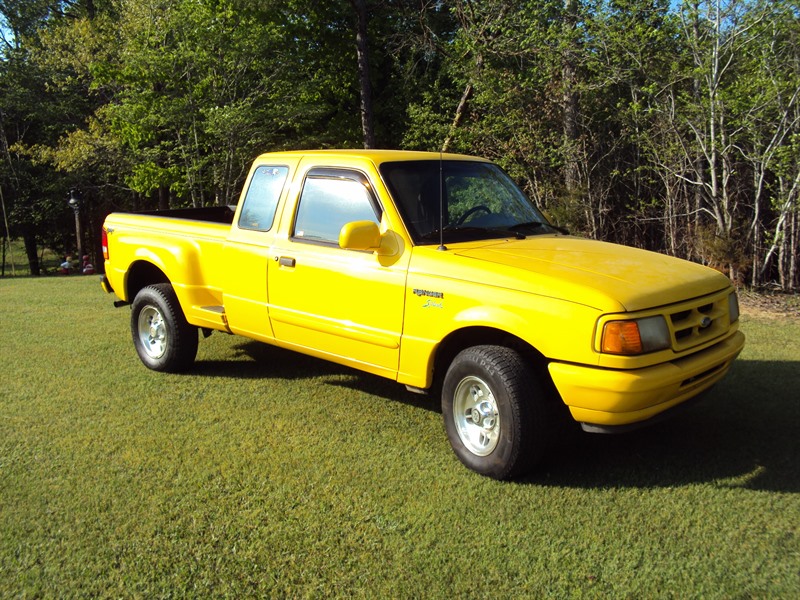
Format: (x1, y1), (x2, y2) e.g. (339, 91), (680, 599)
(509, 221), (569, 235)
(445, 225), (526, 240)
(509, 221), (546, 232)
(420, 225), (525, 241)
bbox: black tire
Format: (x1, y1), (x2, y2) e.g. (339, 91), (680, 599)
(130, 283), (198, 373)
(441, 345), (549, 479)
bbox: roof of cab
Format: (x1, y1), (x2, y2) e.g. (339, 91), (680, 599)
(253, 148), (490, 165)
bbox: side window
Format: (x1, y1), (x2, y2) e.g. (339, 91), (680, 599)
(293, 170), (381, 245)
(238, 166), (289, 231)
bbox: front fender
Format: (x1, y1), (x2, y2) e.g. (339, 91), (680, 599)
(397, 283), (601, 389)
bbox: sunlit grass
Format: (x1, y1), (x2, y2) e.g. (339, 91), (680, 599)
(1, 276), (798, 597)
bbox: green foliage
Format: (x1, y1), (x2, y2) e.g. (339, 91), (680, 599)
(1, 0), (799, 287)
(403, 86), (456, 151)
(127, 161), (183, 196)
(1, 276), (799, 596)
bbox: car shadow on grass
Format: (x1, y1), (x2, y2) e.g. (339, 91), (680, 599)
(197, 347), (798, 493)
(194, 340), (440, 413)
(195, 340), (354, 380)
(529, 360), (799, 493)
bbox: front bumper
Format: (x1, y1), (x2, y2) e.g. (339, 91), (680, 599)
(548, 330), (745, 429)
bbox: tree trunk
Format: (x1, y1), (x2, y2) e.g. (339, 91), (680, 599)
(158, 186), (169, 211)
(351, 0), (375, 149)
(790, 209), (798, 289)
(562, 0), (580, 196)
(442, 83), (473, 153)
(22, 228), (39, 276)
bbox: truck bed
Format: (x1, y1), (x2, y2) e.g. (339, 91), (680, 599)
(133, 205), (237, 224)
(102, 207), (234, 329)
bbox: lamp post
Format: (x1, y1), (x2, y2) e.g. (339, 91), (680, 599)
(68, 190), (83, 262)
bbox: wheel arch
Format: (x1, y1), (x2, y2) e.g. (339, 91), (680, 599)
(433, 326), (553, 392)
(125, 260), (170, 302)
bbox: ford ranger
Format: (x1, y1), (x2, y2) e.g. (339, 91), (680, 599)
(101, 150), (745, 479)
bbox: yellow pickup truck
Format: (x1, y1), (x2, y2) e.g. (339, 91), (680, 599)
(101, 149), (744, 478)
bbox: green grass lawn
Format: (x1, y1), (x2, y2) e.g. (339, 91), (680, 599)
(1, 276), (798, 597)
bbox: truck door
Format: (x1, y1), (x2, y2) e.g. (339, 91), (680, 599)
(222, 163), (293, 342)
(267, 167), (406, 379)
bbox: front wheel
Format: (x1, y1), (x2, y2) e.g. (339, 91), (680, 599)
(442, 345), (549, 479)
(130, 283), (198, 373)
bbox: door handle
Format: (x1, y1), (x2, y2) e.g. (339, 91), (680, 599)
(277, 256), (296, 268)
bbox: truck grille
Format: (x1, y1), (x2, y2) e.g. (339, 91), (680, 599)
(666, 291), (731, 352)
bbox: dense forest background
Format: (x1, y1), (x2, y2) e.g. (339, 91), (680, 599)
(1, 0), (798, 289)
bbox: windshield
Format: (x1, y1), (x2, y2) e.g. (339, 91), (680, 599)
(379, 160), (554, 244)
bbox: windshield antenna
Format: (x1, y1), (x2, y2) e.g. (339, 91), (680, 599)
(437, 151), (447, 251)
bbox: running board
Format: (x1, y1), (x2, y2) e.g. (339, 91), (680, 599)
(197, 305), (231, 333)
(200, 305), (225, 314)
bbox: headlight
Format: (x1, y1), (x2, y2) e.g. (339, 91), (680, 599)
(601, 316), (671, 355)
(728, 292), (740, 323)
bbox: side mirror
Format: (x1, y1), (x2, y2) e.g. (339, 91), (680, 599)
(339, 220), (382, 251)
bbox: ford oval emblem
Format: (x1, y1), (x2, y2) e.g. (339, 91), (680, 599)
(700, 316), (713, 329)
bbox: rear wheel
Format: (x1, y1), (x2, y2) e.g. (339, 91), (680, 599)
(442, 345), (549, 479)
(131, 283), (198, 372)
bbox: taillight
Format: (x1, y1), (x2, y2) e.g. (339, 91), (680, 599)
(102, 227), (109, 260)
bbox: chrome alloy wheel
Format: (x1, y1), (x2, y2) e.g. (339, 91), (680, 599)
(137, 305), (168, 360)
(452, 375), (500, 456)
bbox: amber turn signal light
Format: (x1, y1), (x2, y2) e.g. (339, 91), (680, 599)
(601, 316), (671, 355)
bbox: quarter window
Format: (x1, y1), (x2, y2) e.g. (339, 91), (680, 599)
(238, 166), (288, 231)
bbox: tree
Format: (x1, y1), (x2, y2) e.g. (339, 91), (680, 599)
(0, 1), (96, 274)
(2, 0), (799, 290)
(731, 0), (800, 288)
(350, 0), (375, 148)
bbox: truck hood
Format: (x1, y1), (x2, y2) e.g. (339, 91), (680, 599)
(451, 235), (731, 312)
